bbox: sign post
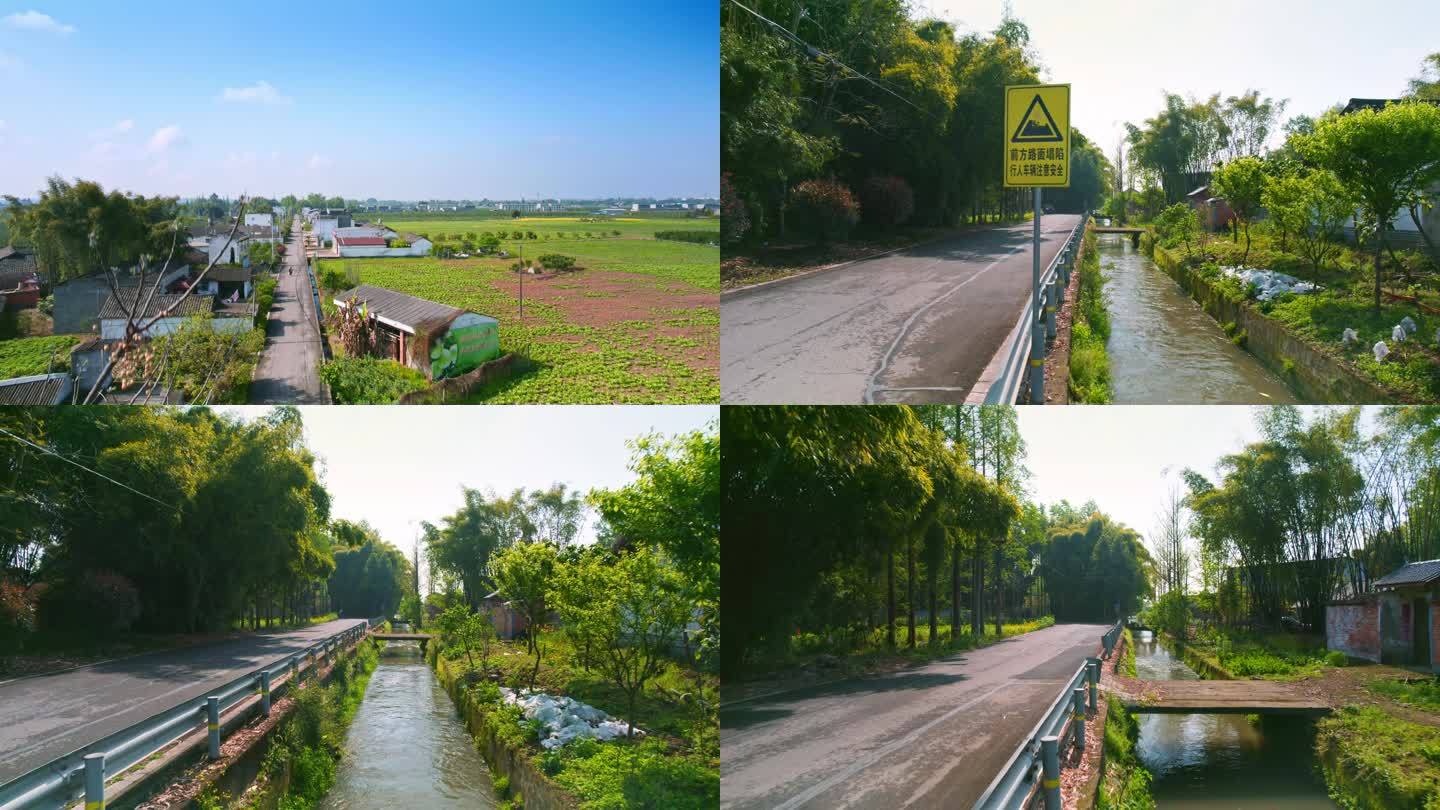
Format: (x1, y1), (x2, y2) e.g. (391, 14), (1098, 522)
(1004, 83), (1070, 403)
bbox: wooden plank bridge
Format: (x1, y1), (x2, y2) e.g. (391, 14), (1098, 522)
(1124, 679), (1329, 715)
(371, 632), (434, 641)
(1092, 225), (1145, 246)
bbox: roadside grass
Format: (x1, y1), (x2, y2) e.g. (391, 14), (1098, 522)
(1069, 225), (1112, 404)
(0, 334), (77, 379)
(319, 356), (428, 404)
(1098, 695), (1155, 810)
(1120, 628), (1137, 678)
(1367, 676), (1440, 713)
(438, 628), (717, 810)
(1315, 705), (1440, 809)
(319, 257), (717, 403)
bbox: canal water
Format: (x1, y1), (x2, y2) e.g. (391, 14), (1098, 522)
(1131, 630), (1333, 808)
(1097, 236), (1298, 404)
(320, 641), (498, 809)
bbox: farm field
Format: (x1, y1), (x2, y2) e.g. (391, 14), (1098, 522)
(318, 246), (718, 403)
(373, 214), (717, 242)
(0, 335), (78, 380)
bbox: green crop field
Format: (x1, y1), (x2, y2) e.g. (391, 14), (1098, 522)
(318, 250), (718, 403)
(0, 335), (78, 380)
(375, 213), (716, 243)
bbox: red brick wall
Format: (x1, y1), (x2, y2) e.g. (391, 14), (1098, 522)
(1327, 601), (1380, 662)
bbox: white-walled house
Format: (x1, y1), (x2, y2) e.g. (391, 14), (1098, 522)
(334, 231), (433, 257)
(244, 213), (274, 228)
(98, 291), (254, 340)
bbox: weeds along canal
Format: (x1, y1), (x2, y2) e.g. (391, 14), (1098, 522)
(1131, 630), (1332, 809)
(1097, 236), (1298, 404)
(320, 640), (497, 809)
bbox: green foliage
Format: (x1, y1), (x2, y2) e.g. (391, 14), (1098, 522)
(859, 175), (916, 229)
(0, 335), (77, 380)
(536, 253), (576, 271)
(1070, 227), (1112, 404)
(1153, 203), (1200, 255)
(789, 179), (860, 243)
(1317, 706), (1440, 809)
(491, 542), (559, 659)
(1368, 677), (1440, 712)
(653, 231), (718, 245)
(720, 173), (749, 245)
(0, 408), (336, 634)
(319, 357), (428, 404)
(551, 738), (718, 810)
(254, 276), (278, 327)
(1041, 514), (1151, 622)
(328, 526), (410, 619)
(124, 316), (264, 403)
(1324, 650), (1349, 667)
(1098, 696), (1155, 810)
(1212, 156), (1268, 263)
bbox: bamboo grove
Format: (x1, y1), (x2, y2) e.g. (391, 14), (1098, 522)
(720, 0), (1111, 244)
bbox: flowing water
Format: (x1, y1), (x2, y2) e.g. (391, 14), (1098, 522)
(1131, 630), (1333, 809)
(320, 642), (497, 809)
(1097, 236), (1298, 404)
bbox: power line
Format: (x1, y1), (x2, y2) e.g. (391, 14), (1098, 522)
(0, 426), (180, 512)
(725, 0), (940, 119)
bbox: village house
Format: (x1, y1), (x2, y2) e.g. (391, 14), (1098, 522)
(51, 265), (191, 335)
(1327, 559), (1440, 671)
(333, 284), (499, 379)
(97, 290), (255, 340)
(0, 247), (42, 311)
(334, 230), (433, 258)
(481, 589), (528, 640)
(243, 212), (274, 228)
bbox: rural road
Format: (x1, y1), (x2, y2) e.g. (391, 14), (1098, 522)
(720, 214), (1082, 404)
(720, 622), (1109, 810)
(250, 220), (326, 404)
(0, 618), (368, 785)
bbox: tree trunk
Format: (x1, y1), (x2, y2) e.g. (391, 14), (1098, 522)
(906, 536), (916, 649)
(993, 548), (1002, 637)
(971, 551), (984, 638)
(886, 546), (896, 649)
(1373, 233), (1385, 314)
(951, 542), (962, 647)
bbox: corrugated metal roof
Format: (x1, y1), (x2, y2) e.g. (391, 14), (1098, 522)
(99, 291), (213, 320)
(1374, 560), (1440, 589)
(0, 374), (71, 405)
(335, 285), (464, 333)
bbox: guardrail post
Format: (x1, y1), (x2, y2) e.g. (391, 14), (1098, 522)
(84, 752), (105, 809)
(206, 696), (221, 759)
(1045, 279), (1058, 339)
(1040, 735), (1061, 810)
(1072, 688), (1087, 751)
(1086, 657), (1100, 712)
(261, 670), (272, 716)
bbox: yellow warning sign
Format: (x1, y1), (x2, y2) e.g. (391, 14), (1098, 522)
(1004, 83), (1070, 187)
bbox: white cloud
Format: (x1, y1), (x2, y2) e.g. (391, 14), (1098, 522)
(91, 119), (133, 140)
(219, 81), (291, 105)
(307, 153), (333, 170)
(3, 11), (76, 34)
(147, 125), (183, 153)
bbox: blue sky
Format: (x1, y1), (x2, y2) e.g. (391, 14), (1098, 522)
(0, 2), (717, 200)
(926, 0), (1440, 154)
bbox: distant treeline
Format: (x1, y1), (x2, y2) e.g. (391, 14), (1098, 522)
(654, 230), (719, 244)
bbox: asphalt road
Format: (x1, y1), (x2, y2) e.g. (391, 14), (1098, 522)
(0, 618), (367, 784)
(720, 622), (1109, 810)
(721, 215), (1082, 404)
(250, 220), (326, 403)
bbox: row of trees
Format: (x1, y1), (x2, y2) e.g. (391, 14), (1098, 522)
(722, 405), (1156, 679)
(1152, 406), (1439, 634)
(3, 178), (185, 286)
(0, 407), (422, 649)
(721, 2), (1110, 245)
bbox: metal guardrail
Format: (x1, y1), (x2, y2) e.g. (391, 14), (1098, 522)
(0, 620), (371, 810)
(969, 219), (1087, 405)
(973, 620), (1121, 810)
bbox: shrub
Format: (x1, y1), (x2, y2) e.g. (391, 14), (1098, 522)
(320, 357), (428, 404)
(790, 178), (860, 243)
(721, 172), (751, 245)
(41, 570), (141, 638)
(654, 231), (718, 245)
(254, 276), (278, 328)
(537, 254), (576, 271)
(0, 580), (39, 653)
(860, 175), (916, 229)
(1324, 650), (1348, 667)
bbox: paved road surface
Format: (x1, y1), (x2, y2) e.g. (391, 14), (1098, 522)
(721, 215), (1082, 404)
(250, 220), (326, 403)
(0, 618), (367, 784)
(720, 622), (1108, 809)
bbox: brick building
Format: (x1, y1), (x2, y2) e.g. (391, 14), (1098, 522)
(1326, 560), (1440, 669)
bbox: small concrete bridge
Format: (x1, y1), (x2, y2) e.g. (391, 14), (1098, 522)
(370, 632), (435, 653)
(1125, 679), (1329, 715)
(1092, 226), (1145, 247)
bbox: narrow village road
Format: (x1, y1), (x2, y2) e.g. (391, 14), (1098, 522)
(250, 220), (326, 403)
(720, 214), (1082, 404)
(0, 619), (367, 785)
(720, 622), (1109, 809)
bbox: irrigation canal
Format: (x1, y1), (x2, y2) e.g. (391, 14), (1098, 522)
(1096, 235), (1298, 404)
(1131, 630), (1333, 808)
(319, 639), (497, 809)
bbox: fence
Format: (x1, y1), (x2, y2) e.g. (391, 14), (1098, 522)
(972, 620), (1122, 810)
(966, 218), (1087, 405)
(0, 621), (372, 810)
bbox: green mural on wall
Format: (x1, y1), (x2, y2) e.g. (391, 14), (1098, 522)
(430, 312), (500, 379)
